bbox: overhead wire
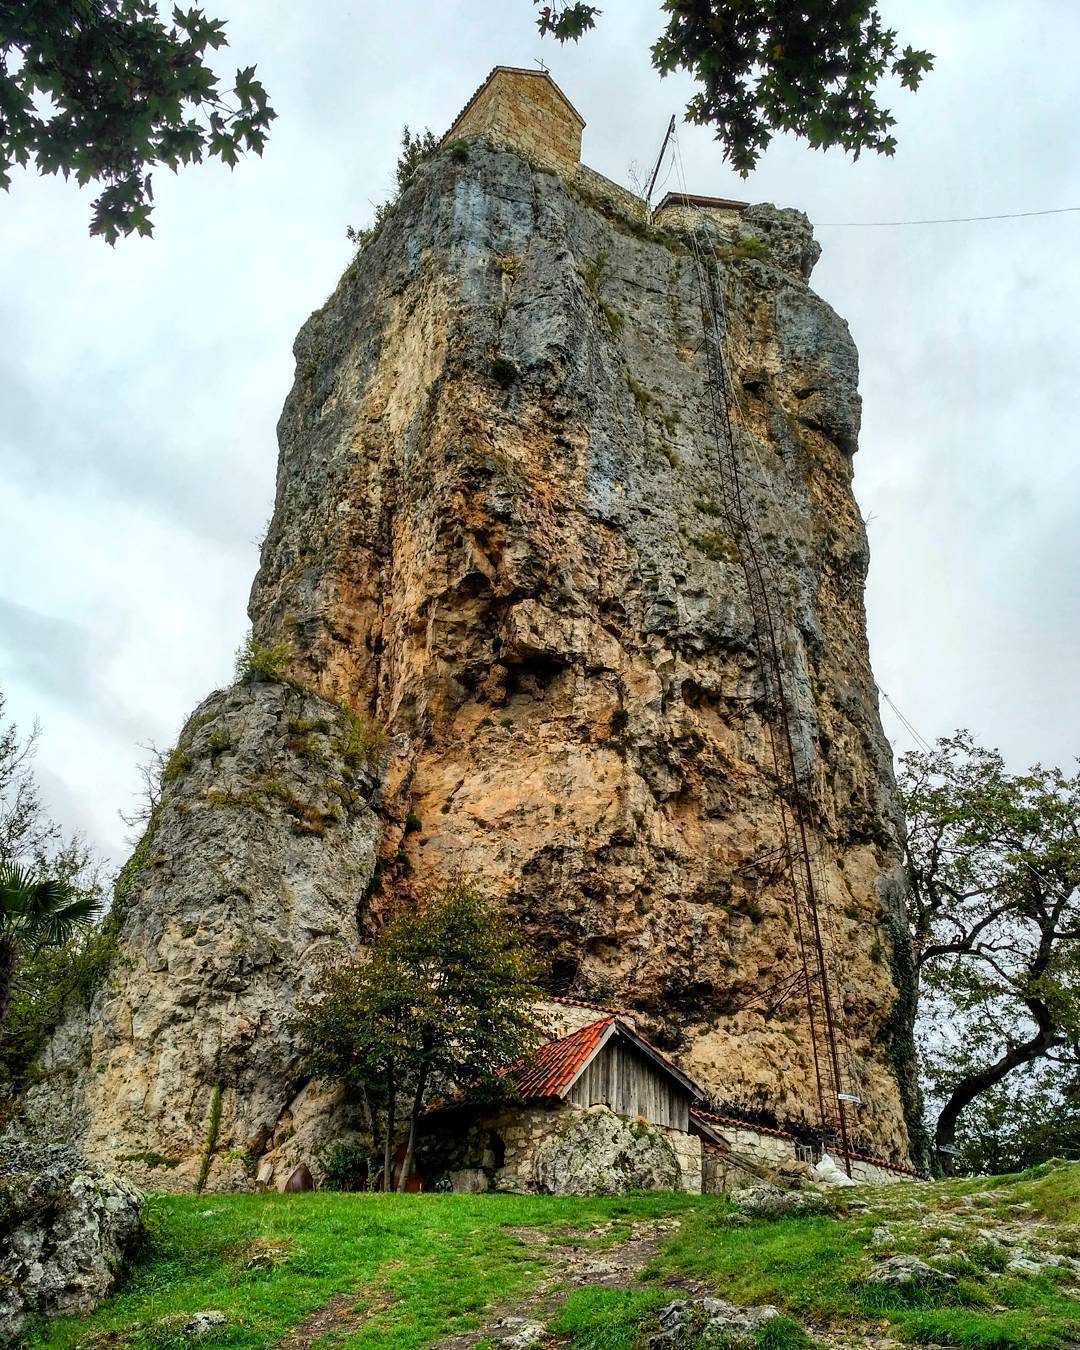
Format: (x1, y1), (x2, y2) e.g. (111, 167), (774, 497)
(815, 205), (1080, 228)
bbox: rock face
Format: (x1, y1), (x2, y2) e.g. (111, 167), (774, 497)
(250, 143), (918, 1159)
(0, 1141), (143, 1343)
(24, 680), (380, 1191)
(23, 133), (922, 1177)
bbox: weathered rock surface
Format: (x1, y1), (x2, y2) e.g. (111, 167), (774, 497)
(23, 135), (922, 1176)
(733, 1184), (830, 1218)
(646, 1296), (780, 1348)
(865, 1255), (956, 1287)
(0, 1141), (143, 1343)
(249, 141), (918, 1159)
(530, 1103), (687, 1196)
(21, 679), (380, 1190)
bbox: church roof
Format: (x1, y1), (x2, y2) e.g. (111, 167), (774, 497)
(508, 1015), (703, 1102)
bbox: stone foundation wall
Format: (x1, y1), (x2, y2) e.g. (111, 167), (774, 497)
(574, 165), (649, 221)
(714, 1124), (799, 1170)
(652, 202), (745, 237)
(422, 1102), (701, 1195)
(846, 1157), (918, 1186)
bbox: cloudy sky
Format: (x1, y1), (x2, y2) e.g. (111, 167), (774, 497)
(2, 0), (1077, 869)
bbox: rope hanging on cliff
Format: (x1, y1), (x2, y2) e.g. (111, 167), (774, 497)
(668, 125), (861, 1170)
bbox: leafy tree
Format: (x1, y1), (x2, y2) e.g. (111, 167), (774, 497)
(346, 125), (439, 253)
(1, 1), (275, 242)
(0, 863), (96, 1027)
(954, 1064), (1080, 1175)
(0, 689), (105, 1099)
(900, 733), (1080, 1173)
(535, 1), (933, 174)
(293, 878), (544, 1191)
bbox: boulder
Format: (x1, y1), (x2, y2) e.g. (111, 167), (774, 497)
(0, 1139), (143, 1343)
(531, 1106), (682, 1196)
(646, 1297), (781, 1348)
(865, 1255), (956, 1288)
(733, 1184), (830, 1219)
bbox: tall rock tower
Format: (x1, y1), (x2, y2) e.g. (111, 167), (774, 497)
(25, 69), (925, 1188)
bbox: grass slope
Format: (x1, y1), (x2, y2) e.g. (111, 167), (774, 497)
(25, 1164), (1080, 1349)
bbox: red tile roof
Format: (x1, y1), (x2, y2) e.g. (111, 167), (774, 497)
(691, 1107), (796, 1142)
(508, 1017), (615, 1100)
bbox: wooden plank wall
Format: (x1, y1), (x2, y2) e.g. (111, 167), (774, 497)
(566, 1039), (690, 1130)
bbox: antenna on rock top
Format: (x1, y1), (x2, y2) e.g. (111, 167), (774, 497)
(533, 57), (549, 74)
(644, 114), (677, 207)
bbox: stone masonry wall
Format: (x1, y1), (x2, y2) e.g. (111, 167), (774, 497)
(653, 202), (746, 238)
(445, 68), (583, 172)
(420, 1102), (700, 1195)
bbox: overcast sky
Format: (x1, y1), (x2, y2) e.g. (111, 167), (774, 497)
(2, 0), (1077, 869)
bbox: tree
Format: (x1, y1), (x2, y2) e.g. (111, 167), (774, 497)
(535, 2), (933, 175)
(293, 878), (544, 1191)
(0, 688), (105, 1097)
(0, 863), (96, 1027)
(1, 1), (275, 242)
(899, 733), (1080, 1173)
(953, 1064), (1080, 1176)
(346, 125), (439, 253)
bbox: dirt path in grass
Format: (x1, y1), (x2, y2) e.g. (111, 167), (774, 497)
(272, 1220), (685, 1349)
(434, 1217), (691, 1349)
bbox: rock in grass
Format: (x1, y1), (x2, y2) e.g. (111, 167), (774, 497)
(646, 1296), (781, 1347)
(495, 1319), (547, 1347)
(183, 1309), (228, 1335)
(0, 1139), (144, 1343)
(866, 1255), (956, 1287)
(733, 1185), (830, 1219)
(1006, 1255), (1045, 1275)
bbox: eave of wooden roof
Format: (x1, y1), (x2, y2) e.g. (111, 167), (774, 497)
(655, 191), (750, 213)
(509, 1015), (705, 1103)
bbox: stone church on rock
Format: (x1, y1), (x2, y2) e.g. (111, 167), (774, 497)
(22, 66), (928, 1192)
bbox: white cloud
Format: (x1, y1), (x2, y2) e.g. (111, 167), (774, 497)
(1, 0), (1076, 867)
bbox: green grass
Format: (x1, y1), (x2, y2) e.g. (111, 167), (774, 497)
(550, 1289), (811, 1350)
(550, 1287), (673, 1350)
(27, 1192), (698, 1349)
(24, 1165), (1080, 1349)
(643, 1169), (1080, 1350)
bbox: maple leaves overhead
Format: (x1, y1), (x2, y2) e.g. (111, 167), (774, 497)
(535, 1), (933, 174)
(0, 2), (275, 241)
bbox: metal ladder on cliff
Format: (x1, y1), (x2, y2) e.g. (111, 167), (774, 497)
(674, 172), (860, 1172)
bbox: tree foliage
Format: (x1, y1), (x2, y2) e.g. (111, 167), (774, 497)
(292, 878), (544, 1191)
(0, 688), (105, 1101)
(954, 1064), (1080, 1176)
(1, 1), (275, 242)
(535, 1), (933, 174)
(900, 733), (1080, 1172)
(346, 125), (439, 254)
(0, 863), (96, 1027)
